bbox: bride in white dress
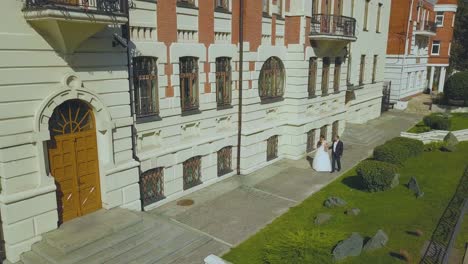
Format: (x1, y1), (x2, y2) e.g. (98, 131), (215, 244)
(313, 136), (332, 172)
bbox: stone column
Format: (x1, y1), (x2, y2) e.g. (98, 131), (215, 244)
(438, 67), (446, 93)
(429, 66), (435, 91)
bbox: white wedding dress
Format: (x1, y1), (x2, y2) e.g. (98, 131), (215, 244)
(313, 142), (332, 172)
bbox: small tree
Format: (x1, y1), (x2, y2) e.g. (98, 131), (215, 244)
(444, 71), (468, 105)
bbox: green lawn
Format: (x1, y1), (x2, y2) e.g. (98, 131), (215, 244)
(408, 113), (468, 133)
(223, 142), (468, 264)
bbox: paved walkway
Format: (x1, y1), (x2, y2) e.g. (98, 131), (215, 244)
(148, 110), (423, 263)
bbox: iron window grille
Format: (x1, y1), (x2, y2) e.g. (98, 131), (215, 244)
(333, 57), (342, 93)
(216, 57), (232, 107)
(267, 136), (279, 161)
(321, 57), (330, 96)
(140, 168), (165, 207)
(215, 0), (229, 10)
(332, 121), (339, 139)
(217, 146), (232, 176)
(24, 0), (127, 15)
(179, 57), (199, 113)
(133, 56), (159, 119)
(183, 156), (202, 190)
(320, 125), (328, 140)
(306, 129), (316, 153)
(259, 57), (285, 103)
(308, 57), (318, 97)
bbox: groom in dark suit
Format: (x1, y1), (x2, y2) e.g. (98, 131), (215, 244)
(331, 135), (344, 173)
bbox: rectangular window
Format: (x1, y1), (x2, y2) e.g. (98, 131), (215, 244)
(333, 57), (342, 93)
(311, 0), (319, 15)
(321, 57), (330, 96)
(215, 0), (229, 10)
(332, 121), (339, 139)
(140, 168), (165, 207)
(306, 129), (316, 153)
(376, 3), (383, 33)
(133, 57), (159, 119)
(177, 0), (196, 7)
(263, 0), (269, 14)
(183, 156), (202, 190)
(179, 57), (199, 113)
(267, 136), (278, 161)
(372, 55), (378, 83)
(308, 57), (318, 97)
(359, 55), (366, 85)
(436, 11), (444, 27)
(334, 0), (343, 16)
(320, 125), (328, 140)
(431, 41), (441, 55)
(216, 57), (232, 107)
(363, 0), (370, 31)
(217, 146), (232, 176)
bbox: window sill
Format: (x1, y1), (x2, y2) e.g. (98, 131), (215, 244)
(333, 90), (341, 94)
(181, 109), (202, 116)
(275, 14), (285, 20)
(176, 2), (198, 9)
(218, 169), (233, 177)
(260, 97), (284, 104)
(215, 7), (231, 14)
(262, 12), (271, 18)
(308, 95), (318, 99)
(363, 29), (368, 32)
(217, 104), (234, 110)
(136, 114), (162, 124)
(321, 92), (329, 97)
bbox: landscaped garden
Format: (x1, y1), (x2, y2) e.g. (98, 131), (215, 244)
(408, 112), (468, 133)
(223, 137), (468, 263)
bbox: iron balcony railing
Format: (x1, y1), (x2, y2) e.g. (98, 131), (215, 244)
(419, 21), (437, 33)
(24, 0), (127, 16)
(310, 14), (356, 38)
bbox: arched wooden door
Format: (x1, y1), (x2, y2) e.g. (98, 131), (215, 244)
(47, 100), (102, 223)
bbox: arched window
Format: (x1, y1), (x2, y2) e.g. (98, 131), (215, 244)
(217, 146), (232, 176)
(183, 156), (202, 190)
(133, 56), (158, 119)
(259, 57), (285, 102)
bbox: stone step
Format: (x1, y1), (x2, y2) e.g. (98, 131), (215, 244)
(31, 214), (153, 264)
(20, 251), (48, 264)
(156, 238), (221, 264)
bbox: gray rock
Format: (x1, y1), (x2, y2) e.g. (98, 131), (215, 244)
(332, 233), (364, 261)
(408, 177), (424, 198)
(323, 197), (347, 208)
(442, 132), (459, 152)
(363, 230), (388, 252)
(345, 208), (361, 216)
(314, 213), (332, 225)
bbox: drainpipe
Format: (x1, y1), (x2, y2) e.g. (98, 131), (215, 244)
(399, 0), (415, 101)
(236, 0), (244, 175)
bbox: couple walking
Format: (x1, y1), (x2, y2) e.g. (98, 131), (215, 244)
(312, 135), (343, 173)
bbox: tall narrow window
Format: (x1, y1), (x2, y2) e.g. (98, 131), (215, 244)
(215, 0), (229, 10)
(311, 0), (318, 15)
(376, 3), (383, 33)
(333, 57), (342, 93)
(431, 41), (441, 55)
(334, 0), (343, 16)
(259, 57), (285, 102)
(306, 129), (316, 153)
(263, 0), (269, 14)
(320, 125), (328, 140)
(359, 55), (366, 85)
(183, 156), (202, 190)
(216, 57), (232, 107)
(179, 57), (199, 113)
(321, 57), (330, 96)
(364, 0), (370, 31)
(133, 56), (159, 119)
(267, 136), (278, 161)
(217, 146), (232, 176)
(372, 55), (378, 83)
(140, 168), (164, 207)
(308, 57), (318, 97)
(332, 121), (339, 139)
(435, 11), (444, 27)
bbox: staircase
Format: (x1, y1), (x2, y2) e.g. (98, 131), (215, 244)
(19, 208), (213, 264)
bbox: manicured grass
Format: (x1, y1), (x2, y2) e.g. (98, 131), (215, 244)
(454, 215), (468, 260)
(408, 113), (468, 133)
(223, 143), (468, 264)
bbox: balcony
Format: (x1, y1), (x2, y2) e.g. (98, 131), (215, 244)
(23, 0), (128, 53)
(310, 14), (357, 42)
(414, 21), (437, 37)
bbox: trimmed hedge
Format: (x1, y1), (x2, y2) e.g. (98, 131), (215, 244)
(356, 160), (399, 192)
(387, 137), (424, 157)
(423, 113), (451, 130)
(444, 71), (468, 104)
(373, 142), (411, 166)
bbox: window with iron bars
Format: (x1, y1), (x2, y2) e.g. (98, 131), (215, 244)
(306, 129), (316, 153)
(133, 56), (159, 119)
(215, 0), (229, 10)
(217, 146), (232, 176)
(140, 168), (164, 207)
(183, 156), (202, 190)
(321, 57), (330, 96)
(216, 57), (232, 108)
(308, 57), (317, 97)
(333, 57), (342, 93)
(179, 57), (199, 113)
(267, 136), (279, 161)
(259, 57), (285, 103)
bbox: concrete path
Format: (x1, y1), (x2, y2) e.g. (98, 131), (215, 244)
(149, 110), (423, 263)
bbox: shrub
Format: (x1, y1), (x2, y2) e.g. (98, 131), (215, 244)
(373, 142), (411, 166)
(423, 113), (451, 130)
(444, 71), (468, 104)
(423, 141), (447, 152)
(387, 137), (424, 157)
(356, 160), (399, 192)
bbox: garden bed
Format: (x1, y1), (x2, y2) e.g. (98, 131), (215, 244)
(223, 143), (468, 264)
(408, 113), (468, 133)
